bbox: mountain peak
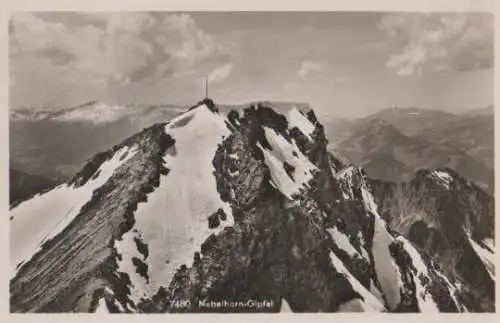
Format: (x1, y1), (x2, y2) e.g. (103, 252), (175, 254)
(187, 98), (219, 113)
(351, 118), (404, 141)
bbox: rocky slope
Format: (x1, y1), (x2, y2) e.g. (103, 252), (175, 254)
(9, 99), (494, 313)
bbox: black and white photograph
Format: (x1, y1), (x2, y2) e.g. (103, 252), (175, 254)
(8, 9), (495, 313)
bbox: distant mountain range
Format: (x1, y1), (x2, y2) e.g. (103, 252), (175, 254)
(9, 102), (495, 205)
(415, 114), (493, 169)
(328, 106), (494, 192)
(462, 105), (494, 116)
(10, 102), (184, 184)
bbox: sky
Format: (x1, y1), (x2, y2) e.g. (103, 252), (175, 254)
(9, 12), (494, 118)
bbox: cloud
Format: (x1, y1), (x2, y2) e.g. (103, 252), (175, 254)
(208, 63), (233, 84)
(9, 12), (230, 89)
(297, 61), (323, 80)
(285, 60), (346, 96)
(379, 13), (493, 76)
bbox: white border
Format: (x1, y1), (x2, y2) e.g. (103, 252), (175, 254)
(0, 1), (497, 322)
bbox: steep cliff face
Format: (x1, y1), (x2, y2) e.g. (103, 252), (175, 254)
(9, 100), (494, 313)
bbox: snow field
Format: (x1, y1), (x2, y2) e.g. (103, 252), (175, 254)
(113, 105), (235, 306)
(10, 145), (138, 277)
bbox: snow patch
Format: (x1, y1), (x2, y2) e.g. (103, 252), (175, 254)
(396, 237), (440, 312)
(113, 298), (126, 312)
(483, 238), (494, 250)
(335, 166), (367, 200)
(371, 215), (402, 310)
(228, 152), (239, 160)
(434, 268), (465, 312)
(114, 230), (149, 304)
(262, 126), (317, 180)
(327, 226), (359, 258)
(257, 142), (297, 199)
(286, 107), (315, 141)
(360, 185), (378, 215)
(369, 280), (385, 304)
(468, 236), (495, 280)
(337, 298), (381, 312)
(95, 297), (109, 313)
(329, 252), (385, 311)
(431, 170), (453, 189)
(280, 299), (293, 312)
(256, 126), (316, 198)
(10, 145), (137, 277)
(336, 169), (355, 199)
(105, 286), (114, 295)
